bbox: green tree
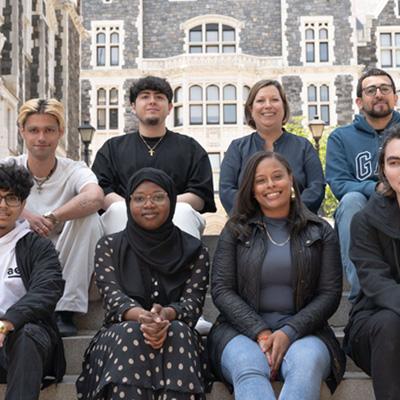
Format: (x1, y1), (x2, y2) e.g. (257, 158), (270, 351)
(285, 117), (338, 217)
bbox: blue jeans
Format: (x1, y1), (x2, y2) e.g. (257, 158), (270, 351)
(221, 334), (331, 400)
(335, 191), (367, 302)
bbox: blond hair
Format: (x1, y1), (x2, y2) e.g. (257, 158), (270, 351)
(18, 98), (65, 131)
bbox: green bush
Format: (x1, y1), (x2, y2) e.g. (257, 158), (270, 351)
(285, 118), (338, 218)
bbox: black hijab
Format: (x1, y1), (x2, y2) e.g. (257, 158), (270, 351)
(115, 167), (202, 309)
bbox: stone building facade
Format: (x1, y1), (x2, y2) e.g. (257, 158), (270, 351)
(79, 0), (398, 192)
(80, 0), (367, 190)
(0, 0), (85, 160)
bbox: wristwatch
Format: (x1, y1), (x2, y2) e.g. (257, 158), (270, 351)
(43, 211), (59, 225)
(0, 320), (7, 334)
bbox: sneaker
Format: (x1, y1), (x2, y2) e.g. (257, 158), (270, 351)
(56, 311), (77, 337)
(195, 315), (212, 335)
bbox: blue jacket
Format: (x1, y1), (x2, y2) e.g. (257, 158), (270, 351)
(219, 130), (325, 214)
(326, 112), (400, 201)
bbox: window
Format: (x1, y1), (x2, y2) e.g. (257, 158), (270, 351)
(174, 87), (183, 126)
(208, 153), (221, 193)
(92, 23), (123, 67)
(307, 84), (330, 125)
(188, 23), (237, 54)
(379, 31), (400, 68)
(186, 84), (239, 126)
(206, 85), (220, 124)
(97, 87), (119, 130)
(243, 85), (250, 124)
(302, 18), (333, 64)
(189, 85), (203, 124)
(223, 85), (237, 124)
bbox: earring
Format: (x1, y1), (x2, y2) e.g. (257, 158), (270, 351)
(291, 187), (296, 200)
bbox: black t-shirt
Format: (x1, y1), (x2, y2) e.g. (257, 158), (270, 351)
(92, 130), (216, 213)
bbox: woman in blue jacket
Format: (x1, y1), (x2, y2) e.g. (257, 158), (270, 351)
(219, 79), (325, 214)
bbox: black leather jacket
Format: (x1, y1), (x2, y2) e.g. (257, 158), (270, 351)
(208, 212), (345, 393)
(344, 193), (400, 351)
(4, 232), (66, 386)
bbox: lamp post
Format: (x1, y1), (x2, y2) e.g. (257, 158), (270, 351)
(308, 116), (325, 158)
(78, 121), (95, 166)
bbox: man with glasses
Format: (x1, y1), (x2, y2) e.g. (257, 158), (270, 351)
(0, 161), (65, 400)
(326, 68), (400, 302)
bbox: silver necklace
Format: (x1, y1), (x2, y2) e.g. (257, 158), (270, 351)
(27, 159), (58, 194)
(139, 133), (165, 156)
(265, 228), (290, 247)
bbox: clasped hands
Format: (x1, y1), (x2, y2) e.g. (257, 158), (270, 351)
(138, 304), (174, 350)
(257, 329), (290, 380)
(27, 213), (60, 237)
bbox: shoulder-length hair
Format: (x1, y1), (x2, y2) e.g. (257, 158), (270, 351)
(244, 80), (290, 130)
(228, 151), (309, 238)
(378, 125), (400, 198)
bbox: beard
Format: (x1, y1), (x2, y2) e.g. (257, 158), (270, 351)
(138, 116), (161, 126)
(362, 102), (394, 119)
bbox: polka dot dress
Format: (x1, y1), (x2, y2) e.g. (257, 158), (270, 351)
(76, 236), (210, 400)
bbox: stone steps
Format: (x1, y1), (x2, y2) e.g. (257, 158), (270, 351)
(0, 372), (373, 400)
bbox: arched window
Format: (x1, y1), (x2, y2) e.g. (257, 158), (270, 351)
(97, 87), (119, 130)
(188, 23), (237, 54)
(183, 84), (240, 126)
(206, 85), (220, 124)
(303, 20), (331, 64)
(94, 25), (121, 67)
(189, 85), (203, 125)
(96, 32), (106, 66)
(174, 87), (183, 127)
(223, 84), (237, 124)
(307, 84), (330, 125)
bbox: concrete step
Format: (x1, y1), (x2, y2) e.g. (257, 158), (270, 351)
(0, 372), (373, 400)
(329, 292), (351, 327)
(0, 375), (77, 400)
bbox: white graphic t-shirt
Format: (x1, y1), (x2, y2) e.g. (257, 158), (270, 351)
(0, 220), (31, 317)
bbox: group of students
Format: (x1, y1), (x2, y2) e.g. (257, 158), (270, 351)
(0, 69), (399, 400)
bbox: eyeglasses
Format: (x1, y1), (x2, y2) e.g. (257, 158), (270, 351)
(131, 192), (168, 206)
(0, 194), (22, 207)
(362, 84), (394, 97)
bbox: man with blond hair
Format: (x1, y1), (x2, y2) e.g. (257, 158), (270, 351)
(5, 98), (104, 336)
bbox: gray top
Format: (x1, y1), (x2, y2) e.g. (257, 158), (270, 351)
(260, 216), (298, 342)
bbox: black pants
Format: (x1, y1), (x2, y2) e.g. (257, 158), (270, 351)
(0, 323), (53, 400)
(348, 309), (400, 400)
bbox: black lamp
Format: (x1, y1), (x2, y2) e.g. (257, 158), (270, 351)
(78, 121), (95, 165)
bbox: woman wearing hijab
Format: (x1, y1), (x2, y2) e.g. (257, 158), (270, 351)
(76, 168), (210, 400)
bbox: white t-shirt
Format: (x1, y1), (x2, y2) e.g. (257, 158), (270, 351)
(0, 220), (31, 317)
(11, 155), (98, 215)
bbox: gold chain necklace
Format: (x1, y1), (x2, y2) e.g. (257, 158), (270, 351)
(139, 133), (165, 156)
(27, 159), (58, 194)
(265, 227), (290, 247)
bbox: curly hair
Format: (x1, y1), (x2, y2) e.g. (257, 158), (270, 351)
(129, 76), (173, 104)
(0, 160), (34, 201)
